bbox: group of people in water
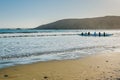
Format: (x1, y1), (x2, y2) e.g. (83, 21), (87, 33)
(81, 32), (106, 36)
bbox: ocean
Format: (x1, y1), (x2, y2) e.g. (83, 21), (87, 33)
(0, 29), (120, 69)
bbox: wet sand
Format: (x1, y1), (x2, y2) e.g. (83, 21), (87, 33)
(0, 52), (120, 80)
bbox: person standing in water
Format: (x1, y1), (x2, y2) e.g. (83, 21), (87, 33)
(88, 32), (90, 36)
(81, 32), (83, 36)
(103, 32), (106, 36)
(99, 32), (101, 36)
(94, 32), (96, 36)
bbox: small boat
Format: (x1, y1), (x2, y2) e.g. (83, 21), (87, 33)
(80, 32), (113, 37)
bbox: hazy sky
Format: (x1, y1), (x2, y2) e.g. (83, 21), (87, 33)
(0, 0), (120, 28)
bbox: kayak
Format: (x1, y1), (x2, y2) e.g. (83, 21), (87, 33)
(79, 33), (113, 37)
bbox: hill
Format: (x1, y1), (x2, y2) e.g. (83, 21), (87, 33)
(35, 16), (120, 29)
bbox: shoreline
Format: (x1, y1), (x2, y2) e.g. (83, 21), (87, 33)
(0, 51), (101, 70)
(0, 52), (120, 80)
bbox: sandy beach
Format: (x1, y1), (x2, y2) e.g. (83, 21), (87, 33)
(0, 52), (120, 80)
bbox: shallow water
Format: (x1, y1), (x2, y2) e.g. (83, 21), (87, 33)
(0, 29), (120, 69)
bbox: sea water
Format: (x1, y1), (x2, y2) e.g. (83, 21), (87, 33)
(0, 29), (120, 69)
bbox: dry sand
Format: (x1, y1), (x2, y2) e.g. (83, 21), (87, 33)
(0, 52), (120, 80)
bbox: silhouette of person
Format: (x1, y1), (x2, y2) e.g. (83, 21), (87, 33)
(88, 32), (90, 35)
(94, 32), (96, 36)
(81, 32), (83, 36)
(99, 32), (101, 36)
(103, 32), (105, 36)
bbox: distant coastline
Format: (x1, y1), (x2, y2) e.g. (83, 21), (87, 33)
(35, 16), (120, 29)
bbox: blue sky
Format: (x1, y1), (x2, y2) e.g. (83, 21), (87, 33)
(0, 0), (120, 28)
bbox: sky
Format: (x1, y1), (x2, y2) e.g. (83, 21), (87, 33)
(0, 0), (120, 28)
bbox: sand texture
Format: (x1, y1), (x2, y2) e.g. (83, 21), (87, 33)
(0, 53), (120, 80)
